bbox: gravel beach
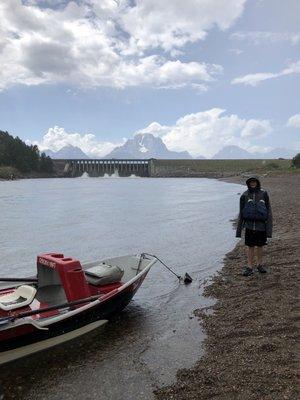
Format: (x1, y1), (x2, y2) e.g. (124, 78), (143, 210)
(155, 173), (300, 400)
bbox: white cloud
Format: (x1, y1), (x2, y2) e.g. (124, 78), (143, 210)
(121, 0), (246, 53)
(231, 60), (300, 86)
(136, 108), (272, 157)
(33, 126), (124, 158)
(137, 122), (170, 137)
(231, 31), (300, 46)
(229, 48), (244, 55)
(247, 145), (273, 154)
(240, 119), (271, 138)
(287, 114), (300, 128)
(0, 0), (246, 91)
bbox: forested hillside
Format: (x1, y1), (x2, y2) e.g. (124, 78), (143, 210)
(0, 130), (53, 174)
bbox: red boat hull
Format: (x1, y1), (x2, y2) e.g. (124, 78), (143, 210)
(0, 273), (147, 354)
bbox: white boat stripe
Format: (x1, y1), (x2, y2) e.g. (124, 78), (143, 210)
(0, 320), (107, 365)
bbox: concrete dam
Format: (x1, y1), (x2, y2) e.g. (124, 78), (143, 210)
(52, 158), (290, 178)
(53, 159), (151, 177)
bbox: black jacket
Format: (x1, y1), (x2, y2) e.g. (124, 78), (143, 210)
(236, 176), (273, 238)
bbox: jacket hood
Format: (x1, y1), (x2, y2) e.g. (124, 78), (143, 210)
(246, 176), (261, 190)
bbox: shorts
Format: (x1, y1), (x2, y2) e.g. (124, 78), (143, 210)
(245, 229), (267, 247)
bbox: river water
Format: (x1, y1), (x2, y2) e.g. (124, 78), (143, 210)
(0, 177), (242, 400)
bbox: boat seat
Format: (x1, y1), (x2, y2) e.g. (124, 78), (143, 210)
(35, 284), (67, 305)
(0, 285), (37, 311)
(85, 264), (124, 286)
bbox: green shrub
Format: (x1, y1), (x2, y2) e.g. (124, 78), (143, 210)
(266, 162), (280, 170)
(292, 153), (300, 168)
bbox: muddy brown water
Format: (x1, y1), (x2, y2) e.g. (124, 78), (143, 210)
(0, 177), (242, 399)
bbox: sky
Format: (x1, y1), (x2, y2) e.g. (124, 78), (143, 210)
(0, 0), (299, 158)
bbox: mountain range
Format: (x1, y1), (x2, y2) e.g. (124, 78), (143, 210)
(104, 133), (192, 159)
(43, 135), (298, 160)
(212, 145), (297, 159)
(44, 145), (90, 159)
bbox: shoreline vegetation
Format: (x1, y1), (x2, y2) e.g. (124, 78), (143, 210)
(0, 131), (54, 180)
(155, 172), (299, 400)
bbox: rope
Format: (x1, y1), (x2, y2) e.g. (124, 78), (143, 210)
(142, 253), (181, 280)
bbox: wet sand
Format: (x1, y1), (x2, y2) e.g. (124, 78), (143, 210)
(156, 173), (300, 400)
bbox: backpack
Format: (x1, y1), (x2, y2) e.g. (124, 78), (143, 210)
(242, 196), (268, 222)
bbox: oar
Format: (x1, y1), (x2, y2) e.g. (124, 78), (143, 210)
(143, 253), (193, 284)
(0, 277), (38, 283)
(0, 294), (102, 325)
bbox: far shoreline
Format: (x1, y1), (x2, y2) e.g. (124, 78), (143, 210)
(1, 157), (296, 181)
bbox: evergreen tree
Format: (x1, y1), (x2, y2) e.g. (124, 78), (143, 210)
(39, 152), (53, 173)
(0, 130), (53, 173)
(292, 153), (300, 168)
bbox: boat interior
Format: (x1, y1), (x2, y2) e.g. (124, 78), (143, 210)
(0, 253), (153, 317)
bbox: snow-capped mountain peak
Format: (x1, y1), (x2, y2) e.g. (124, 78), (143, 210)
(105, 133), (192, 159)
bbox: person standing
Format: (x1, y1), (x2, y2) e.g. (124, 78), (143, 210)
(236, 176), (273, 276)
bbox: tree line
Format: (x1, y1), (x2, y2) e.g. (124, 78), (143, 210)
(0, 130), (53, 173)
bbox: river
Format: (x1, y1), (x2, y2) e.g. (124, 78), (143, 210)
(0, 176), (242, 400)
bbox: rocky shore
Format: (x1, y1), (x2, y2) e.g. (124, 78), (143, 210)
(0, 166), (56, 180)
(155, 172), (299, 400)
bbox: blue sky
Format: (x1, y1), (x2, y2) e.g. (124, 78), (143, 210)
(0, 0), (299, 157)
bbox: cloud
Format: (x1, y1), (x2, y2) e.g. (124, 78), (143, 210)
(33, 126), (124, 158)
(121, 0), (246, 53)
(136, 108), (272, 157)
(229, 48), (243, 55)
(231, 60), (300, 86)
(246, 145), (273, 154)
(240, 119), (271, 138)
(0, 0), (246, 91)
(231, 31), (300, 46)
(287, 114), (300, 128)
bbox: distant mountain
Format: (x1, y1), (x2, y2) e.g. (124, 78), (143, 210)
(104, 133), (192, 159)
(212, 145), (298, 159)
(44, 145), (90, 159)
(263, 148), (297, 159)
(212, 145), (252, 159)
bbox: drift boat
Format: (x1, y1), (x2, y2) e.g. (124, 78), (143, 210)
(0, 252), (157, 365)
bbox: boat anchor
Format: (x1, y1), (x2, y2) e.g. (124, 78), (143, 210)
(143, 253), (193, 284)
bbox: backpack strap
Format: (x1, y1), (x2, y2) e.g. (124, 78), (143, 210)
(261, 190), (270, 208)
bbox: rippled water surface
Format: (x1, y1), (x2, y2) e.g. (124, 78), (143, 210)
(0, 177), (242, 400)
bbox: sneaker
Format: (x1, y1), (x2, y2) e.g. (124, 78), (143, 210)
(257, 265), (267, 273)
(242, 267), (253, 276)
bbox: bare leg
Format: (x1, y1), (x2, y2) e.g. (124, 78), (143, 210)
(246, 246), (255, 268)
(256, 246), (263, 266)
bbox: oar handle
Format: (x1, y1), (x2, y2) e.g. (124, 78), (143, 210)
(1, 294), (101, 324)
(0, 278), (38, 283)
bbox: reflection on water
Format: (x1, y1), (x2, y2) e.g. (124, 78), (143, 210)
(0, 177), (242, 400)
